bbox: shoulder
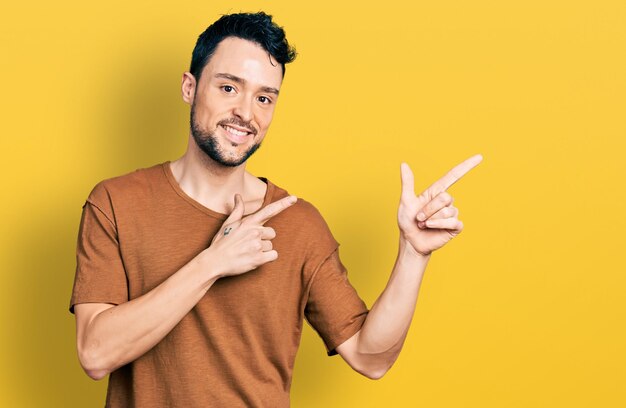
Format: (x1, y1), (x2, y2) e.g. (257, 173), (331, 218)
(268, 180), (328, 225)
(85, 162), (166, 215)
(267, 179), (337, 246)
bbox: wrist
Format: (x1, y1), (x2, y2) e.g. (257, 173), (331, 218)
(399, 235), (432, 260)
(197, 248), (223, 286)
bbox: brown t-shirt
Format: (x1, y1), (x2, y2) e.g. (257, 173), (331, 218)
(69, 162), (369, 407)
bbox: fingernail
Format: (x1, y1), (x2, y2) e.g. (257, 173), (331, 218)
(289, 195), (297, 204)
(417, 212), (426, 221)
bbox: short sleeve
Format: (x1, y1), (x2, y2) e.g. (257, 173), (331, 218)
(68, 184), (129, 314)
(304, 248), (369, 356)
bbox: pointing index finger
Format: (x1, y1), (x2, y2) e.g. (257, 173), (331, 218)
(427, 154), (483, 194)
(246, 195), (298, 225)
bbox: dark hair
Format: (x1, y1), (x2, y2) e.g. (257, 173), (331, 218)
(189, 12), (297, 82)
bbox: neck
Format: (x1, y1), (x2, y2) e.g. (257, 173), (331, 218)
(170, 134), (260, 214)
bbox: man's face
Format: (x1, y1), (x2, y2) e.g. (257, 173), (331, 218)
(189, 37), (283, 167)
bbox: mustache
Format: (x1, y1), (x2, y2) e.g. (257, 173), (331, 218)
(217, 118), (258, 135)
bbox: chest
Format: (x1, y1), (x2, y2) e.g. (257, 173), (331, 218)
(116, 207), (306, 315)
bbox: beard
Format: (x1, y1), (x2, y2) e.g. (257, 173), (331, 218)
(190, 102), (262, 167)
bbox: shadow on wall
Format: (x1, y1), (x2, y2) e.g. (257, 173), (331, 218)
(89, 41), (189, 173)
(4, 42), (186, 407)
(5, 40), (348, 406)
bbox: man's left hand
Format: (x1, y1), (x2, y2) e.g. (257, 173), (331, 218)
(398, 154), (483, 256)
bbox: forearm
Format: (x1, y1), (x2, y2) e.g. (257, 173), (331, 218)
(343, 155), (479, 379)
(79, 251), (219, 378)
(357, 237), (430, 363)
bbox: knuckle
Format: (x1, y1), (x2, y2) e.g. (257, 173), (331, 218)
(440, 192), (452, 204)
(224, 220), (236, 229)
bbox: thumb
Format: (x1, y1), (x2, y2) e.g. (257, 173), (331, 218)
(400, 162), (415, 199)
(224, 194), (245, 225)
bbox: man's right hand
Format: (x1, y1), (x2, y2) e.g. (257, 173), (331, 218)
(74, 193), (296, 380)
(205, 194), (297, 279)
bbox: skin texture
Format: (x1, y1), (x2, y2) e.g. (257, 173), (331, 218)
(188, 37), (280, 169)
(334, 154), (482, 379)
(73, 35), (483, 382)
(187, 37), (281, 168)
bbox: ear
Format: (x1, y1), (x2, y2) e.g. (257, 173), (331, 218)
(181, 72), (197, 105)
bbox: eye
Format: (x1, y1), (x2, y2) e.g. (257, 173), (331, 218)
(258, 96), (272, 104)
(221, 85), (235, 93)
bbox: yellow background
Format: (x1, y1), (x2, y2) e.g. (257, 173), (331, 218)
(1, 1), (625, 407)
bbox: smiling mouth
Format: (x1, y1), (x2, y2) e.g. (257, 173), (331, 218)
(221, 125), (251, 137)
(220, 124), (253, 144)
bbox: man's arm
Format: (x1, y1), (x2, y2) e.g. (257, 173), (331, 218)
(336, 238), (429, 379)
(74, 194), (296, 380)
(75, 253), (220, 380)
(336, 155), (483, 379)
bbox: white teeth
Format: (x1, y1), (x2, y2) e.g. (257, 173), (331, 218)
(223, 125), (248, 137)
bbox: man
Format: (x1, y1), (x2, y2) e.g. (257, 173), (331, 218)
(69, 11), (482, 407)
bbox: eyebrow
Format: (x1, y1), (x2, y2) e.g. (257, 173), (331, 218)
(214, 72), (280, 96)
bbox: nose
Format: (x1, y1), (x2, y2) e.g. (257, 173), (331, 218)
(232, 95), (254, 123)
